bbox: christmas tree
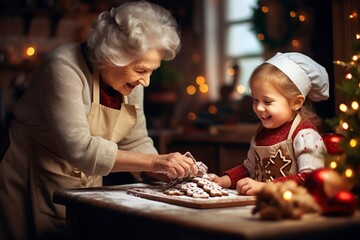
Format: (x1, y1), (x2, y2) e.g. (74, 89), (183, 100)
(326, 38), (360, 186)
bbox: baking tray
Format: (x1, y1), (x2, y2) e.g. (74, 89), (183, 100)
(127, 186), (256, 209)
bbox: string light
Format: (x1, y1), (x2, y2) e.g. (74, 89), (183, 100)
(26, 46), (36, 57)
(186, 85), (196, 95)
(291, 39), (300, 48)
(339, 103), (348, 112)
(261, 6), (269, 13)
(349, 139), (357, 148)
(289, 11), (296, 18)
(348, 12), (357, 19)
(282, 190), (293, 201)
(298, 15), (306, 22)
(344, 168), (353, 178)
(329, 161), (337, 169)
(196, 75), (205, 85)
(227, 67), (235, 76)
(257, 33), (265, 41)
(236, 85), (246, 94)
(341, 122), (349, 130)
(346, 73), (352, 80)
(333, 60), (347, 67)
(199, 83), (209, 93)
(351, 101), (359, 110)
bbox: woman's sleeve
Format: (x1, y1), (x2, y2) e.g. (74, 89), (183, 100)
(39, 59), (117, 176)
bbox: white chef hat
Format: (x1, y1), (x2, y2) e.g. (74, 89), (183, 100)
(266, 52), (329, 102)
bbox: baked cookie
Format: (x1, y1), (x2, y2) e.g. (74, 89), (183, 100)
(180, 182), (198, 193)
(164, 188), (185, 196)
(191, 189), (210, 198)
(162, 168), (229, 198)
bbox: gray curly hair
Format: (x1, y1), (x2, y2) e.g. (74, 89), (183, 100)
(86, 0), (181, 67)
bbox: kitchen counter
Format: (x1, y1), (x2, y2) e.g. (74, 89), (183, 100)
(53, 183), (360, 240)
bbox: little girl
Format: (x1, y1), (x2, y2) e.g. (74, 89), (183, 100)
(209, 52), (329, 196)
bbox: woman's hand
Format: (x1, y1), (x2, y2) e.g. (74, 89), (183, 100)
(208, 174), (231, 188)
(150, 152), (197, 179)
(236, 177), (265, 196)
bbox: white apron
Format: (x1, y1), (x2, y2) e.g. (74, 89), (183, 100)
(0, 66), (137, 239)
(252, 115), (301, 182)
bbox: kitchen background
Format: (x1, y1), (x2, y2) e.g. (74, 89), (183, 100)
(0, 0), (358, 174)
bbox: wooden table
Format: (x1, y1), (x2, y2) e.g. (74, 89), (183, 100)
(53, 183), (360, 240)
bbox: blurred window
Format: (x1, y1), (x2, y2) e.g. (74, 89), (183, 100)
(225, 0), (263, 94)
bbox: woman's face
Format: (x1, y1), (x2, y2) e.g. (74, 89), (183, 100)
(250, 78), (296, 129)
(100, 49), (164, 96)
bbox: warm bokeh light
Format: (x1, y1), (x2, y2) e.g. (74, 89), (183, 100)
(257, 33), (265, 41)
(187, 112), (196, 121)
(346, 73), (352, 80)
(351, 101), (359, 110)
(261, 6), (268, 13)
(199, 83), (209, 93)
(348, 11), (358, 19)
(341, 122), (349, 130)
(339, 103), (348, 112)
(227, 67), (235, 76)
(356, 34), (360, 39)
(345, 168), (353, 178)
(349, 139), (357, 148)
(26, 46), (35, 57)
(329, 161), (337, 169)
(208, 105), (218, 114)
(299, 15), (306, 21)
(196, 75), (205, 85)
(291, 39), (300, 48)
(236, 85), (246, 94)
(289, 11), (296, 18)
(352, 55), (359, 61)
(186, 85), (196, 95)
(334, 60), (346, 66)
(282, 190), (293, 201)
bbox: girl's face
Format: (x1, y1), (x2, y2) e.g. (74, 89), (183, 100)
(250, 78), (297, 129)
(99, 49), (164, 96)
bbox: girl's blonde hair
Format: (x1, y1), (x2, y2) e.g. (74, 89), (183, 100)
(249, 63), (323, 126)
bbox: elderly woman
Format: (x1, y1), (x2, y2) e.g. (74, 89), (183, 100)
(0, 1), (196, 239)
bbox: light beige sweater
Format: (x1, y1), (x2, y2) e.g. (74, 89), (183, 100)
(13, 43), (157, 176)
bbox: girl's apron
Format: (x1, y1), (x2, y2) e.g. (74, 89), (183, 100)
(252, 114), (301, 182)
(0, 66), (137, 239)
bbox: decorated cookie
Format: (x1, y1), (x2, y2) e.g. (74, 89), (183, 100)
(164, 179), (229, 198)
(180, 182), (198, 193)
(192, 189), (210, 198)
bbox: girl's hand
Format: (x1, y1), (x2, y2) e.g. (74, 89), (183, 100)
(208, 174), (231, 188)
(150, 152), (197, 179)
(236, 177), (265, 195)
